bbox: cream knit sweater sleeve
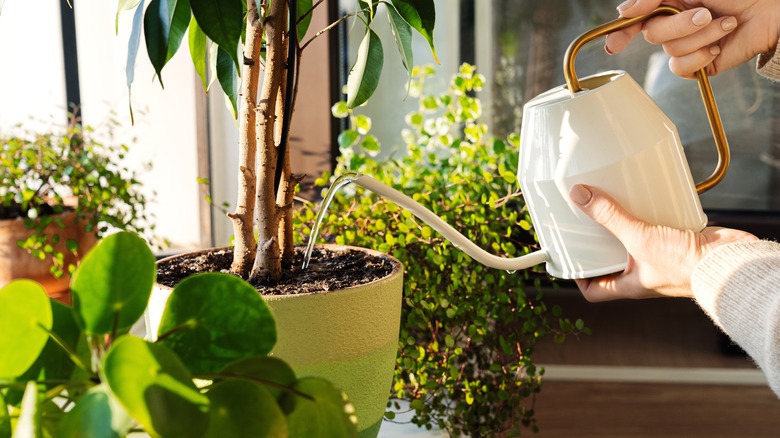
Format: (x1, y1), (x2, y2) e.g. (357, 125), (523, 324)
(691, 241), (780, 397)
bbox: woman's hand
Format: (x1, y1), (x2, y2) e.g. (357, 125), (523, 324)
(607, 0), (780, 77)
(569, 184), (758, 302)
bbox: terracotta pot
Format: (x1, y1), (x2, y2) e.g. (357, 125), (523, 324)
(0, 210), (97, 304)
(145, 245), (404, 438)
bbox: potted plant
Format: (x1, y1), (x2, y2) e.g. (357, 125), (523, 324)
(309, 64), (589, 436)
(0, 116), (155, 303)
(115, 1), (436, 436)
(0, 231), (357, 437)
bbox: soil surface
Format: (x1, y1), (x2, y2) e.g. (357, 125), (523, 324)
(156, 246), (397, 295)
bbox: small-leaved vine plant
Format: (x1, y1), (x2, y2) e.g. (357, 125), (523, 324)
(0, 116), (156, 278)
(296, 64), (589, 436)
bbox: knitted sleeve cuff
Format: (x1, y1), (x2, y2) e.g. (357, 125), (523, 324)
(757, 38), (780, 81)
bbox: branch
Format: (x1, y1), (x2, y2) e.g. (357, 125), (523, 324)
(300, 11), (358, 52)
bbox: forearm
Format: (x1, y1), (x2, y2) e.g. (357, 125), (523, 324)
(691, 240), (780, 397)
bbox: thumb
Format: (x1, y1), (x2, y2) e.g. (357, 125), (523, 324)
(569, 185), (650, 250)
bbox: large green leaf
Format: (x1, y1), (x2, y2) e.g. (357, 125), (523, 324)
(346, 29), (383, 108)
(189, 0), (243, 68)
(390, 0), (437, 63)
(386, 3), (414, 94)
(219, 356), (296, 400)
(144, 0), (192, 86)
(7, 300), (83, 407)
(103, 336), (209, 438)
(70, 232), (156, 336)
(125, 0), (146, 124)
(0, 280), (52, 379)
(279, 378), (358, 438)
(188, 15), (209, 91)
(216, 46), (239, 118)
(157, 273), (276, 374)
(56, 385), (132, 438)
(203, 380), (287, 437)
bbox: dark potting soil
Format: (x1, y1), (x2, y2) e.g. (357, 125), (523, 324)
(156, 246), (397, 295)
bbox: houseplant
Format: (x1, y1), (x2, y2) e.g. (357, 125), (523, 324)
(0, 231), (357, 437)
(304, 64), (589, 436)
(114, 1), (437, 436)
(0, 116), (154, 302)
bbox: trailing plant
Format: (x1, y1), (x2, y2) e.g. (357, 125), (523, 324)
(0, 231), (357, 437)
(0, 116), (155, 278)
(117, 0), (437, 284)
(298, 64), (589, 436)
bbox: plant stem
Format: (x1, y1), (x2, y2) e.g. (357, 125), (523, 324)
(37, 322), (91, 375)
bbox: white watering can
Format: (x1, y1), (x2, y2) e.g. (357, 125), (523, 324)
(353, 7), (730, 280)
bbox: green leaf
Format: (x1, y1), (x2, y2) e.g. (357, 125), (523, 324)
(189, 0), (243, 68)
(115, 0), (142, 33)
(0, 394), (10, 438)
(13, 382), (41, 438)
(391, 0), (437, 63)
(8, 300), (83, 406)
(204, 380), (287, 437)
(338, 130), (359, 150)
(57, 385), (132, 438)
(346, 29), (383, 108)
(144, 0), (192, 86)
(219, 356), (296, 400)
(296, 0), (314, 40)
(331, 101), (350, 119)
(157, 273), (277, 374)
(103, 336), (209, 437)
(0, 280), (52, 379)
(216, 45), (239, 118)
(279, 378), (358, 438)
(70, 232), (156, 336)
(385, 2), (413, 94)
(188, 15), (209, 91)
(125, 0), (146, 123)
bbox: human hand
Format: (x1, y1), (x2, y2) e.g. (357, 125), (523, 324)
(568, 184), (758, 302)
(607, 0), (780, 77)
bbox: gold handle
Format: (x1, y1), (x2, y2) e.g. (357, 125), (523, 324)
(563, 6), (730, 194)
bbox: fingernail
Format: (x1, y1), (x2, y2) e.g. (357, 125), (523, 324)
(570, 185), (593, 205)
(721, 16), (737, 31)
(616, 0), (637, 14)
(692, 8), (712, 26)
(709, 45), (721, 56)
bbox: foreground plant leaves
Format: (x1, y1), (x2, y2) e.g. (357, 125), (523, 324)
(0, 280), (52, 379)
(157, 273), (277, 374)
(71, 232), (156, 335)
(12, 382), (40, 438)
(280, 378), (358, 438)
(203, 380), (287, 437)
(103, 336), (209, 438)
(219, 356), (296, 400)
(57, 385), (133, 438)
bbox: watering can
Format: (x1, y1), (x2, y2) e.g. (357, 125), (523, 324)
(353, 6), (730, 279)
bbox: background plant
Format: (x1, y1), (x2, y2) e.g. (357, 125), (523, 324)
(296, 64), (589, 436)
(0, 116), (155, 278)
(0, 231), (357, 437)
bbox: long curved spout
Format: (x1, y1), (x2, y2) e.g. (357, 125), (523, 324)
(353, 175), (549, 271)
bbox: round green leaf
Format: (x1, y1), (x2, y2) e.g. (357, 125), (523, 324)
(157, 273), (276, 374)
(204, 380), (287, 438)
(57, 385), (132, 438)
(71, 232), (156, 335)
(0, 280), (52, 379)
(219, 356), (296, 400)
(279, 378), (358, 438)
(103, 336), (209, 438)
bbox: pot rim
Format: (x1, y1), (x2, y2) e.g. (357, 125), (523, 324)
(154, 243), (403, 296)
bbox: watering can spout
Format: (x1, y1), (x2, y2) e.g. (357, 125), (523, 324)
(353, 175), (549, 271)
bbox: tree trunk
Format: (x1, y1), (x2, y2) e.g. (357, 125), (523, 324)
(249, 0), (288, 284)
(228, 1), (262, 277)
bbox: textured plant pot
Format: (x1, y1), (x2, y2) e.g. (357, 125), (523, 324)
(0, 210), (97, 304)
(145, 245), (403, 438)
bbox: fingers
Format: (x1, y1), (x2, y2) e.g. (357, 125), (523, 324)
(569, 185), (649, 252)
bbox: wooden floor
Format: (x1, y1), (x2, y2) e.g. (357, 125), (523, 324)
(529, 289), (780, 437)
